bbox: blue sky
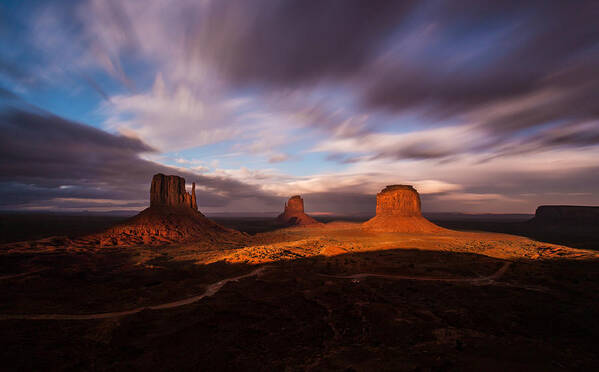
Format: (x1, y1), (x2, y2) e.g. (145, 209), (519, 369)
(1, 0), (599, 214)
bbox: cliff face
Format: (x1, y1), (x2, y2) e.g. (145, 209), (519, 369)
(363, 185), (444, 233)
(150, 174), (197, 210)
(277, 195), (321, 226)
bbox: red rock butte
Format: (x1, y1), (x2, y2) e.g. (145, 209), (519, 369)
(150, 173), (197, 210)
(363, 185), (445, 233)
(94, 174), (240, 246)
(277, 195), (322, 226)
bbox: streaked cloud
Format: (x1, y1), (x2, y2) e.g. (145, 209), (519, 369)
(0, 105), (282, 211)
(0, 0), (598, 213)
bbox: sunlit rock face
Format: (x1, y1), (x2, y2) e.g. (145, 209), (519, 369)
(532, 206), (599, 224)
(363, 185), (444, 233)
(277, 195), (321, 226)
(150, 173), (197, 210)
(375, 185), (422, 217)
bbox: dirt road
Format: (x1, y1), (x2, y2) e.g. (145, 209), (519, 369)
(0, 266), (266, 321)
(320, 261), (512, 283)
(0, 262), (515, 321)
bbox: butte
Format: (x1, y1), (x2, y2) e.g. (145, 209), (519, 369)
(96, 174), (241, 246)
(362, 185), (445, 233)
(530, 205), (599, 226)
(277, 195), (322, 226)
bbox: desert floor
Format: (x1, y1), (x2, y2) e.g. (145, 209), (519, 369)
(1, 222), (599, 371)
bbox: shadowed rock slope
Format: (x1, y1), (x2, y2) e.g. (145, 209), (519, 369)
(363, 185), (445, 233)
(88, 174), (241, 246)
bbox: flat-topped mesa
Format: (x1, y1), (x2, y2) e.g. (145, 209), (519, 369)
(277, 195), (322, 226)
(376, 185), (421, 217)
(363, 185), (444, 233)
(150, 174), (197, 210)
(532, 205), (599, 224)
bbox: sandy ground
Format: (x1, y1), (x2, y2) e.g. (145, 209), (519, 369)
(187, 222), (599, 264)
(1, 222), (599, 370)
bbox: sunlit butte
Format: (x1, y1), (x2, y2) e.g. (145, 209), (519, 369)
(1, 1), (598, 370)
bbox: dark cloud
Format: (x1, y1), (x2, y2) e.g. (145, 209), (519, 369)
(537, 126), (599, 148)
(0, 107), (281, 210)
(79, 73), (111, 101)
(368, 0), (599, 137)
(25, 0), (598, 160)
(365, 1), (599, 109)
(465, 167), (599, 198)
(0, 86), (17, 100)
(193, 0), (599, 150)
(0, 57), (28, 83)
(419, 163), (599, 214)
(195, 0), (417, 86)
(302, 192), (375, 216)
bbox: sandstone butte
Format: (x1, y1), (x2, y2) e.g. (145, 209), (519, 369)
(277, 195), (322, 226)
(150, 173), (197, 210)
(96, 174), (240, 246)
(362, 185), (445, 233)
(531, 205), (599, 225)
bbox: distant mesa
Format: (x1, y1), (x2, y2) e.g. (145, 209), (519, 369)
(530, 205), (599, 225)
(362, 185), (445, 233)
(95, 173), (241, 246)
(277, 195), (322, 226)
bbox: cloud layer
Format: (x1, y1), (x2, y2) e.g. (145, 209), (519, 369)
(0, 104), (282, 211)
(1, 0), (598, 213)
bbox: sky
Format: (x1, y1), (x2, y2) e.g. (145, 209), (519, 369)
(1, 0), (599, 215)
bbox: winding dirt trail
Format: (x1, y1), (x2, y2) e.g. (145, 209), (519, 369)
(0, 262), (514, 321)
(320, 261), (512, 283)
(0, 267), (266, 321)
(0, 268), (46, 281)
